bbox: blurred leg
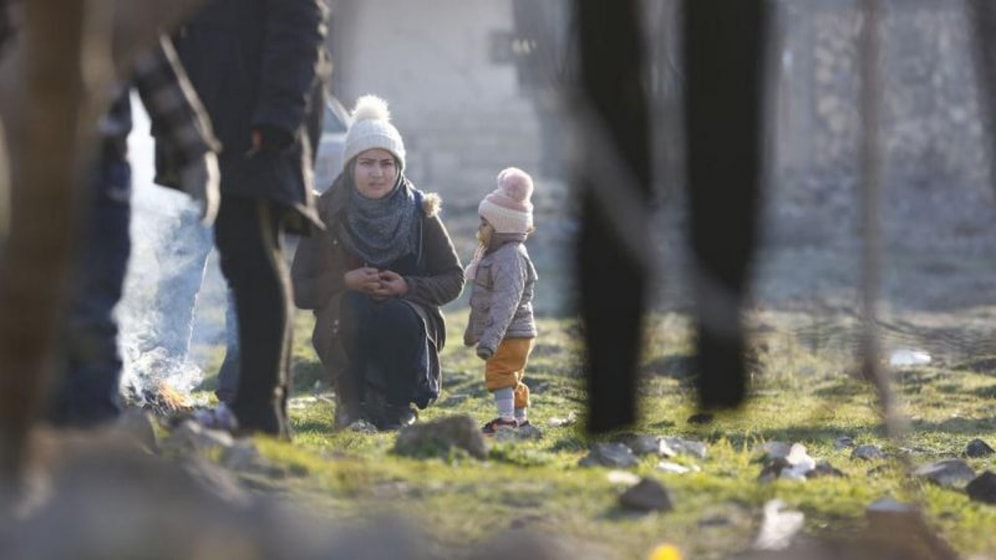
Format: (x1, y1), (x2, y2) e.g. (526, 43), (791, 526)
(575, 0), (650, 433)
(214, 195), (292, 438)
(49, 158), (132, 427)
(684, 0), (767, 411)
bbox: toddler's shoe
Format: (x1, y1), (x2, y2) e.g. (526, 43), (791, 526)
(481, 417), (519, 434)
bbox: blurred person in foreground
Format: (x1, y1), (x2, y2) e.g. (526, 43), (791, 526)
(291, 95), (464, 431)
(160, 0), (327, 438)
(48, 37), (221, 428)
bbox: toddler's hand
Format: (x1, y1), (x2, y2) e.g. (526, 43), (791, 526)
(476, 345), (493, 360)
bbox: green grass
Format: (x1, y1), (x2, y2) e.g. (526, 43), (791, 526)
(190, 307), (996, 559)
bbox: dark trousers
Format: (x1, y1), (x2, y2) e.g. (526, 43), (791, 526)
(49, 159), (132, 427)
(214, 196), (293, 437)
(339, 292), (424, 408)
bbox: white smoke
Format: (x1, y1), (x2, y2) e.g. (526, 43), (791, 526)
(118, 93), (227, 398)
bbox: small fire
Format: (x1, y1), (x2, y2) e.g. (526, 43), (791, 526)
(153, 379), (193, 413)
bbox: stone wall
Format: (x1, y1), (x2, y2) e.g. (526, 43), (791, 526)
(769, 0), (996, 249)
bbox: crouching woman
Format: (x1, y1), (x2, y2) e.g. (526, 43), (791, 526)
(291, 95), (464, 430)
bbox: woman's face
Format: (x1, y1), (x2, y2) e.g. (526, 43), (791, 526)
(477, 216), (494, 245)
(353, 148), (399, 199)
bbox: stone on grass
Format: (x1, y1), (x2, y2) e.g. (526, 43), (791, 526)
(807, 460), (846, 479)
(111, 409), (159, 453)
(349, 419), (378, 433)
(392, 414), (488, 460)
(965, 438), (995, 458)
(850, 444), (884, 461)
(607, 470), (642, 486)
(913, 459), (976, 488)
(755, 441), (792, 462)
(663, 437), (708, 460)
(180, 454), (251, 506)
(614, 433), (662, 456)
(494, 423), (542, 442)
(833, 436), (855, 451)
(547, 412), (577, 427)
(517, 423), (542, 438)
(439, 393), (470, 407)
(618, 478), (674, 512)
(162, 420), (236, 456)
(758, 458), (791, 483)
(783, 443), (816, 478)
(966, 471), (996, 504)
(220, 441), (266, 473)
(758, 444), (817, 481)
(579, 443), (639, 468)
(753, 499), (804, 551)
(657, 461), (696, 475)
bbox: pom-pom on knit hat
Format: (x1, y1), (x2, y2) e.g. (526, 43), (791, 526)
(478, 167), (535, 234)
(342, 94), (406, 171)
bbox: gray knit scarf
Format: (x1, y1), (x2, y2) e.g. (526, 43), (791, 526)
(341, 168), (418, 268)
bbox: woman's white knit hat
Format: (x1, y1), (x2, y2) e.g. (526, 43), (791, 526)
(342, 94), (406, 171)
(479, 167), (535, 234)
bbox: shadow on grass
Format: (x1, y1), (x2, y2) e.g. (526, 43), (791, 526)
(197, 358), (329, 395)
(934, 383), (964, 395)
(973, 384), (996, 399)
(292, 419), (334, 434)
(910, 416), (996, 435)
(647, 419), (677, 430)
(292, 359), (327, 391)
(813, 381), (869, 398)
(641, 354), (696, 384)
(719, 424), (888, 451)
(952, 356), (996, 374)
(598, 507), (663, 522)
(550, 435), (588, 453)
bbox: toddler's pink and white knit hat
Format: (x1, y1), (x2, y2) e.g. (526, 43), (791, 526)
(478, 167), (534, 234)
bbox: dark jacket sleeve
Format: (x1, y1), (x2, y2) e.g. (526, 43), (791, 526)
(135, 36), (220, 165)
(254, 0), (327, 135)
(404, 215), (465, 308)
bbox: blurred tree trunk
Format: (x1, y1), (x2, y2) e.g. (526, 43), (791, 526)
(0, 0), (205, 493)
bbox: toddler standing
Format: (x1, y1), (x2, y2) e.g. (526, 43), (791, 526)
(464, 167), (539, 433)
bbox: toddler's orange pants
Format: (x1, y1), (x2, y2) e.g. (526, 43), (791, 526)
(484, 338), (534, 410)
